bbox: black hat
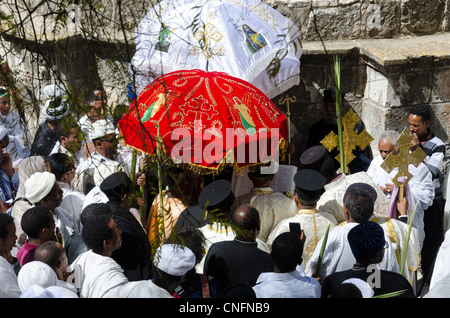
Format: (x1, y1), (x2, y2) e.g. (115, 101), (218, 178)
(343, 182), (377, 205)
(294, 169), (325, 201)
(198, 179), (235, 214)
(324, 89), (336, 103)
(348, 221), (386, 259)
(300, 145), (334, 172)
(100, 171), (134, 201)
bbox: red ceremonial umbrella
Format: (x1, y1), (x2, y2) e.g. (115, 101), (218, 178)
(118, 69), (287, 174)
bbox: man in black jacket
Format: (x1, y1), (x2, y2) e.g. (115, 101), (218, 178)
(100, 171), (152, 281)
(203, 204), (274, 290)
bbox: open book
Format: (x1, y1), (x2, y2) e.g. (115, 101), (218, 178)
(232, 164), (297, 197)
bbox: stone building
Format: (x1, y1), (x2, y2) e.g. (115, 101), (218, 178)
(0, 0), (449, 173)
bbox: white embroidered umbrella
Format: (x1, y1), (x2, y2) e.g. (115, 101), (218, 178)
(130, 0), (302, 99)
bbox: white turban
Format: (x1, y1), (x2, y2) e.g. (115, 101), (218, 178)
(20, 285), (59, 298)
(153, 244), (196, 276)
(42, 84), (70, 122)
(88, 119), (116, 141)
(42, 84), (66, 99)
(18, 261), (58, 292)
(25, 171), (56, 204)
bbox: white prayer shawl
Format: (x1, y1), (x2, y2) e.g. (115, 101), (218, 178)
(54, 206), (76, 246)
(57, 181), (86, 234)
(367, 156), (435, 247)
(71, 250), (170, 298)
(305, 222), (400, 279)
(429, 229), (450, 290)
(5, 135), (30, 168)
(82, 185), (108, 211)
(0, 256), (21, 298)
(316, 172), (389, 224)
(121, 280), (172, 298)
(248, 187), (298, 242)
(267, 208), (338, 266)
(73, 152), (124, 194)
(196, 221), (270, 274)
(253, 270), (321, 298)
(424, 272), (450, 298)
(0, 111), (30, 148)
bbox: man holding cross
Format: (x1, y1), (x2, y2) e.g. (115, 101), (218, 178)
(366, 129), (435, 248)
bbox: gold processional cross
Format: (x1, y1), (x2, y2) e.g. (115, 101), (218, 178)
(320, 109), (373, 174)
(380, 127), (426, 201)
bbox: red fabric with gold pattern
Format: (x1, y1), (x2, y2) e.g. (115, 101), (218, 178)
(118, 69), (287, 172)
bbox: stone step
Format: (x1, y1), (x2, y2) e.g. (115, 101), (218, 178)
(302, 32), (450, 66)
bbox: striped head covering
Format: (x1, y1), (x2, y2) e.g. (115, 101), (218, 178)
(0, 86), (9, 99)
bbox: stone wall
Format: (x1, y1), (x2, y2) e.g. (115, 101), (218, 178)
(273, 0), (450, 41)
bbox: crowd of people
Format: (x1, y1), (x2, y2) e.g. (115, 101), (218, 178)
(0, 81), (448, 300)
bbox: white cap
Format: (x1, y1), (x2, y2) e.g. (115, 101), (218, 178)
(18, 261), (58, 292)
(153, 244), (196, 276)
(88, 119), (116, 141)
(25, 171), (56, 204)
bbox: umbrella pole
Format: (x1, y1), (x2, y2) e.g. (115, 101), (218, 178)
(131, 150), (147, 225)
(279, 94), (296, 166)
(333, 55), (345, 174)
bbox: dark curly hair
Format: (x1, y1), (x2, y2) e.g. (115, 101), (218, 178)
(409, 105), (431, 122)
(48, 153), (73, 181)
(21, 206), (53, 239)
(81, 214), (113, 254)
(0, 213), (14, 240)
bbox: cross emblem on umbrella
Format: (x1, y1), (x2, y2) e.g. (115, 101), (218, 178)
(194, 22), (223, 59)
(179, 95), (219, 132)
(320, 109), (373, 174)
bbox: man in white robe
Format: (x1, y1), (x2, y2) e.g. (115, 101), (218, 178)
(300, 146), (389, 224)
(74, 119), (127, 195)
(24, 171), (76, 246)
(49, 121), (85, 167)
(243, 168), (297, 242)
(0, 213), (21, 298)
(0, 86), (30, 150)
(366, 130), (435, 248)
(48, 153), (86, 234)
(267, 169), (337, 266)
(428, 229), (450, 291)
(70, 212), (173, 298)
(305, 185), (400, 279)
(82, 160), (121, 211)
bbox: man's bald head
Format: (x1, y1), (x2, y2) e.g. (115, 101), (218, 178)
(231, 204), (260, 240)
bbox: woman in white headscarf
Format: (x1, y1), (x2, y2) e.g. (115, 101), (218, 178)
(10, 156), (50, 247)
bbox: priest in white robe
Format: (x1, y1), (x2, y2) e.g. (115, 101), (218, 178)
(267, 169), (337, 266)
(300, 146), (389, 224)
(366, 130), (435, 248)
(244, 167), (297, 242)
(428, 229), (450, 291)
